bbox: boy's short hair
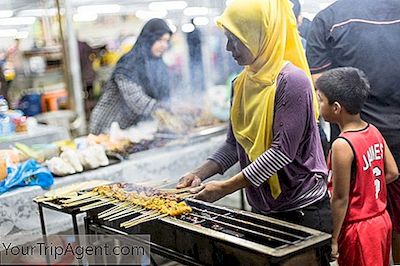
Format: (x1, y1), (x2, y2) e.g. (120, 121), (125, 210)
(316, 67), (371, 115)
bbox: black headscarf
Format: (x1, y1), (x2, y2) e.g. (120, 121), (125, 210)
(112, 18), (172, 101)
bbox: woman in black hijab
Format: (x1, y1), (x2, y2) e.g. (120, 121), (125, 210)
(90, 19), (172, 134)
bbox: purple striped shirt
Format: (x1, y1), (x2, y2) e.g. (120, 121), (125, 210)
(209, 63), (328, 213)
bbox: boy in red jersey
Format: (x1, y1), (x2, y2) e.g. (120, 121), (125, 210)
(316, 67), (399, 266)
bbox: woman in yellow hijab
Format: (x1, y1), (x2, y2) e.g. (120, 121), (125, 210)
(178, 0), (331, 264)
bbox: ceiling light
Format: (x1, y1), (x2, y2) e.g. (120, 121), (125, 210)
(225, 0), (234, 6)
(77, 5), (121, 14)
(73, 13), (98, 22)
(181, 23), (195, 33)
(0, 17), (36, 26)
(0, 10), (13, 18)
(169, 24), (177, 33)
(18, 8), (58, 17)
(165, 19), (177, 33)
(183, 7), (209, 16)
(149, 1), (187, 11)
(136, 10), (168, 20)
(193, 16), (209, 26)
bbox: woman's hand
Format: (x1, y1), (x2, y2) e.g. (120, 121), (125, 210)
(192, 181), (229, 203)
(176, 160), (222, 189)
(191, 172), (250, 203)
(176, 173), (202, 188)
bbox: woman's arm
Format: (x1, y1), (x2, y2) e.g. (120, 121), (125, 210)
(330, 138), (353, 260)
(383, 140), (399, 184)
(115, 74), (157, 116)
(242, 72), (312, 187)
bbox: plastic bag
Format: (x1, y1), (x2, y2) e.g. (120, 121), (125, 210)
(0, 159), (54, 194)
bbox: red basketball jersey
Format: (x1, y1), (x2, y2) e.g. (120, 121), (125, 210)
(328, 124), (387, 223)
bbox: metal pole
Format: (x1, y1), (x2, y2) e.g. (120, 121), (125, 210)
(56, 0), (87, 135)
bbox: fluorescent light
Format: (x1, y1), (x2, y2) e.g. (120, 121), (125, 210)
(166, 19), (177, 33)
(169, 24), (177, 33)
(18, 8), (58, 17)
(136, 10), (168, 20)
(77, 5), (121, 14)
(0, 10), (13, 18)
(0, 29), (17, 38)
(16, 31), (29, 39)
(0, 17), (36, 26)
(149, 1), (187, 11)
(193, 16), (209, 26)
(183, 7), (209, 16)
(181, 23), (195, 33)
(225, 0), (234, 6)
(73, 13), (98, 22)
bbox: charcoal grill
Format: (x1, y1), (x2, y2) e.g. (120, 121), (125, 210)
(85, 198), (330, 266)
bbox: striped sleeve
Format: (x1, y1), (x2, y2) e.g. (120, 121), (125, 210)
(208, 142), (238, 174)
(115, 74), (157, 116)
(242, 148), (292, 187)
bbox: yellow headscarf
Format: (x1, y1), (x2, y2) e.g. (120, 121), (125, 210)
(217, 0), (319, 199)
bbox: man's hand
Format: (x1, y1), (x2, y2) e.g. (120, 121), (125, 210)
(330, 239), (339, 261)
(176, 173), (202, 189)
(192, 181), (229, 203)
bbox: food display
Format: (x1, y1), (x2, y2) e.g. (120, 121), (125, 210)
(45, 145), (109, 176)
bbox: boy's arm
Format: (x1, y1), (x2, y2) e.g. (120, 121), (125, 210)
(383, 140), (399, 184)
(330, 138), (353, 259)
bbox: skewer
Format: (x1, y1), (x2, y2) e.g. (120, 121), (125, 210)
(61, 191), (98, 203)
(42, 201), (63, 209)
(80, 199), (118, 211)
(98, 203), (135, 219)
(123, 213), (169, 228)
(106, 207), (145, 221)
(98, 202), (129, 217)
(120, 210), (158, 227)
(105, 205), (143, 220)
(62, 195), (103, 207)
(159, 187), (192, 194)
(180, 194), (195, 200)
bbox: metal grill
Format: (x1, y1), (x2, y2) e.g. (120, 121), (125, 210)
(85, 199), (330, 266)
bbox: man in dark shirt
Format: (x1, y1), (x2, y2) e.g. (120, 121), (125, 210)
(306, 0), (400, 262)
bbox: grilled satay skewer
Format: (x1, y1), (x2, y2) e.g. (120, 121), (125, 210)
(159, 187), (192, 194)
(123, 213), (169, 228)
(106, 207), (145, 221)
(120, 210), (159, 227)
(80, 199), (119, 211)
(98, 202), (130, 217)
(100, 204), (141, 219)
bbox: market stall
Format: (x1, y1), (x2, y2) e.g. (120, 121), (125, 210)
(0, 133), (240, 242)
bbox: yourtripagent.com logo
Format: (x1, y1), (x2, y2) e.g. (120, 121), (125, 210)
(0, 234), (150, 265)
